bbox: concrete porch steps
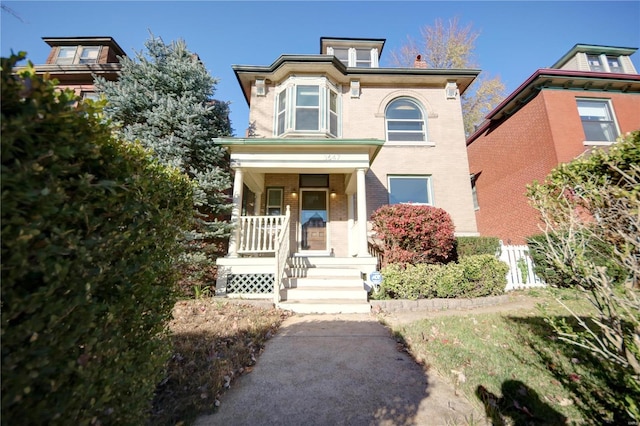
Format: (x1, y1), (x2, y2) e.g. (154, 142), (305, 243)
(278, 257), (372, 314)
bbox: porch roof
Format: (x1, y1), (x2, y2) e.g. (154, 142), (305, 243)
(214, 137), (384, 173)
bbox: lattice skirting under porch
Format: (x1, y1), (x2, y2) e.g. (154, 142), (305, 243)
(227, 273), (274, 294)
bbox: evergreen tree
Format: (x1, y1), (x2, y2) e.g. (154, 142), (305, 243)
(95, 34), (233, 288)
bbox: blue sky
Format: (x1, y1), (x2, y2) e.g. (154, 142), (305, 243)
(2, 1), (639, 136)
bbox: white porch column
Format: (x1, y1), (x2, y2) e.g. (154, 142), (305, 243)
(228, 168), (244, 258)
(254, 191), (262, 215)
(347, 193), (356, 256)
(356, 168), (369, 257)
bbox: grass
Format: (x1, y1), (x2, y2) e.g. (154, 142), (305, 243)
(385, 287), (632, 425)
(148, 298), (291, 426)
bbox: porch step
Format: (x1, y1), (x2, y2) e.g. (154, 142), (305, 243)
(286, 276), (363, 287)
(277, 299), (371, 314)
(283, 286), (367, 301)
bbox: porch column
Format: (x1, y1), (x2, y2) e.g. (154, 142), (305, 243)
(228, 168), (244, 258)
(347, 193), (356, 256)
(356, 168), (369, 257)
(254, 191), (262, 215)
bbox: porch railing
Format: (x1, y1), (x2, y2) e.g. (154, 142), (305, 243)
(238, 212), (288, 254)
(273, 206), (291, 303)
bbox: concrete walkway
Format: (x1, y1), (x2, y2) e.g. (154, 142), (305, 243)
(194, 313), (479, 426)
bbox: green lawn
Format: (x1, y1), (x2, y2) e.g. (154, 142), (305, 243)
(385, 288), (630, 425)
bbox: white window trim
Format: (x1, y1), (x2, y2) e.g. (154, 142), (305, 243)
(384, 98), (430, 145)
(273, 76), (341, 138)
(584, 52), (625, 73)
(576, 97), (620, 145)
(387, 175), (434, 206)
(56, 45), (101, 65)
(266, 187), (284, 216)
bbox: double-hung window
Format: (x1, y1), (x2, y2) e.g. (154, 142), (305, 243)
(56, 45), (100, 65)
(385, 98), (427, 142)
(576, 99), (619, 143)
(275, 77), (340, 137)
(388, 176), (433, 205)
(266, 188), (284, 216)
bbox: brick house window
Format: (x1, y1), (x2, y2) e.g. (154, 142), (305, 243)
(388, 175), (433, 205)
(56, 46), (100, 65)
(576, 99), (619, 143)
(275, 77), (340, 138)
(385, 98), (427, 142)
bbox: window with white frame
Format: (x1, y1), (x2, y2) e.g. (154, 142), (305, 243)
(332, 47), (349, 66)
(355, 49), (372, 68)
(607, 56), (622, 73)
(275, 77), (340, 137)
(587, 54), (604, 72)
(385, 98), (427, 142)
(266, 188), (284, 215)
(587, 53), (625, 73)
(327, 47), (376, 68)
(56, 46), (100, 65)
(576, 99), (619, 143)
(388, 176), (433, 205)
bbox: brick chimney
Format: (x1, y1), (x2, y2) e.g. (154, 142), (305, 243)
(414, 54), (427, 68)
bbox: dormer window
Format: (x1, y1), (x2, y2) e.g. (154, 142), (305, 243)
(607, 56), (622, 73)
(326, 46), (378, 68)
(275, 77), (340, 137)
(587, 53), (624, 73)
(56, 45), (100, 65)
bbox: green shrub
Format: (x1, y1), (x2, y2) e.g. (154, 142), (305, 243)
(528, 233), (628, 288)
(375, 255), (508, 300)
(374, 263), (439, 300)
(1, 54), (193, 425)
(454, 236), (501, 259)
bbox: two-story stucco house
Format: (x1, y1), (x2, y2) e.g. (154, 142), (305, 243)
(467, 44), (640, 245)
(215, 36), (480, 313)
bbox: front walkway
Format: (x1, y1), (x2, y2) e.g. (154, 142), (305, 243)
(194, 313), (477, 426)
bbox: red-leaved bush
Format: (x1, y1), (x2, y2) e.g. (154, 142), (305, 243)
(371, 204), (455, 266)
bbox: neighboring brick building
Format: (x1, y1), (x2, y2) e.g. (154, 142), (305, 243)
(26, 36), (126, 99)
(467, 44), (640, 244)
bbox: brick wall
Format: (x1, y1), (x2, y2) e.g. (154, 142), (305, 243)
(468, 89), (640, 244)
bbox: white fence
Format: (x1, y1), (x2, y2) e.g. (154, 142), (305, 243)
(499, 242), (546, 291)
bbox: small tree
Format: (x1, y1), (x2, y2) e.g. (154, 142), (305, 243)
(389, 17), (505, 136)
(95, 34), (232, 291)
(371, 204), (456, 266)
(527, 131), (640, 421)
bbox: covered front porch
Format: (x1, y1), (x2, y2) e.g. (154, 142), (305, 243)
(214, 138), (383, 311)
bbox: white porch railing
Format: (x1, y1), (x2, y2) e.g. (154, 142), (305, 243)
(273, 206), (291, 303)
(238, 212), (288, 254)
(499, 241), (545, 291)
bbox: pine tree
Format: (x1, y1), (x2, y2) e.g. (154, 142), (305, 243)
(95, 34), (233, 288)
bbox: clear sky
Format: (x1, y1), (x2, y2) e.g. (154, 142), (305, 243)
(2, 1), (639, 136)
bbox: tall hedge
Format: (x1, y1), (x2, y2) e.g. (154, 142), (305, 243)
(1, 54), (193, 425)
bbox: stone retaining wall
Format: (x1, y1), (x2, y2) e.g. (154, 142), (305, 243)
(370, 294), (512, 313)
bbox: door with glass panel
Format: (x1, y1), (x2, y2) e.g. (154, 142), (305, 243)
(300, 189), (328, 252)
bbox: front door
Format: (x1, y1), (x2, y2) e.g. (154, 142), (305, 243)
(300, 189), (328, 252)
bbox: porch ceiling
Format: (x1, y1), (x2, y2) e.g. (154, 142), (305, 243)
(216, 138), (384, 174)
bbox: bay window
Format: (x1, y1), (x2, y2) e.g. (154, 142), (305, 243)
(275, 77), (340, 137)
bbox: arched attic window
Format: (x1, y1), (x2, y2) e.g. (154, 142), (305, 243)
(385, 98), (427, 142)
